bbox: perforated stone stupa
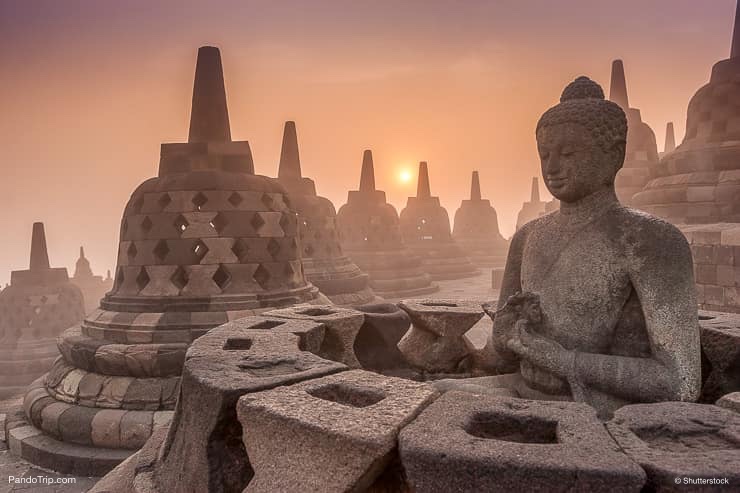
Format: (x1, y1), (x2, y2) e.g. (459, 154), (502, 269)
(337, 151), (438, 299)
(17, 46), (323, 475)
(275, 121), (376, 305)
(452, 171), (509, 268)
(399, 162), (477, 280)
(71, 246), (113, 314)
(609, 60), (660, 205)
(0, 223), (85, 399)
(515, 177), (548, 230)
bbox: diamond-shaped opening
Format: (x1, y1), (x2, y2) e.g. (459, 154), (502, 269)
(280, 213), (293, 231)
(231, 239), (250, 261)
(192, 192), (208, 211)
(253, 264), (271, 289)
(158, 193), (172, 210)
(136, 267), (150, 291)
(114, 267), (125, 290)
(174, 215), (189, 235)
(267, 238), (281, 259)
(261, 193), (274, 209)
(213, 264), (231, 290)
(141, 216), (153, 232)
(192, 240), (209, 261)
(153, 240), (170, 262)
(132, 196), (145, 213)
(40, 295), (48, 304)
(251, 213), (266, 232)
(127, 242), (138, 259)
(210, 212), (228, 234)
(228, 192), (243, 207)
(304, 245), (315, 256)
(170, 266), (188, 290)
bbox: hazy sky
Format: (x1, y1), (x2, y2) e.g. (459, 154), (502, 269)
(0, 0), (736, 285)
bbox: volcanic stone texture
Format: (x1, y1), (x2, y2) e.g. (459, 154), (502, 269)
(397, 299), (482, 373)
(337, 151), (438, 299)
(276, 121), (377, 306)
(399, 162), (478, 280)
(452, 171), (509, 268)
(607, 402), (740, 492)
(698, 310), (740, 403)
(237, 370), (437, 493)
(353, 302), (411, 371)
(400, 392), (646, 492)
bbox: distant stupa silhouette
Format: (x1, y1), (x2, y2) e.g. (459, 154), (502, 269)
(276, 121), (377, 305)
(0, 223), (85, 399)
(399, 162), (478, 280)
(452, 171), (510, 268)
(515, 177), (548, 230)
(70, 246), (113, 314)
(337, 151), (438, 298)
(609, 59), (659, 205)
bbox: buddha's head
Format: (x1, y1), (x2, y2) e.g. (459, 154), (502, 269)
(536, 77), (627, 203)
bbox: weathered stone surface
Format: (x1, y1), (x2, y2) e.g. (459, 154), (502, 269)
(398, 299), (481, 373)
(353, 303), (411, 371)
(698, 310), (740, 402)
(263, 305), (363, 367)
(147, 317), (347, 493)
(238, 370), (437, 492)
(717, 392), (740, 413)
(607, 402), (740, 491)
(400, 392), (645, 492)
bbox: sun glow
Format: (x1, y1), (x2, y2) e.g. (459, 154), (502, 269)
(399, 169), (413, 183)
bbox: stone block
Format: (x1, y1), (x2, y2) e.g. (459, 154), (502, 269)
(717, 392), (740, 413)
(39, 402), (69, 439)
(692, 245), (716, 264)
(58, 405), (97, 445)
(120, 411), (153, 449)
(91, 409), (126, 449)
(699, 312), (740, 402)
(717, 265), (740, 287)
(696, 264), (717, 285)
(77, 373), (106, 406)
(607, 402), (740, 491)
(263, 305), (363, 367)
(716, 245), (735, 265)
(400, 392), (645, 492)
(705, 285), (725, 306)
(397, 299), (482, 373)
(238, 370), (437, 492)
(96, 376), (134, 409)
(353, 303), (410, 371)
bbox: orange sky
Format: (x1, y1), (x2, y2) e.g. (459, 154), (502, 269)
(0, 0), (737, 285)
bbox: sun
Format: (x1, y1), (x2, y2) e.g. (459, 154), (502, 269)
(399, 169), (412, 183)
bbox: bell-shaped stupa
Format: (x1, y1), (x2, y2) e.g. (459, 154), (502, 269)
(276, 121), (376, 305)
(0, 223), (85, 399)
(452, 171), (509, 268)
(18, 46), (323, 475)
(399, 162), (478, 279)
(609, 60), (660, 205)
(70, 246), (113, 314)
(633, 4), (740, 223)
(337, 151), (438, 298)
(515, 177), (549, 230)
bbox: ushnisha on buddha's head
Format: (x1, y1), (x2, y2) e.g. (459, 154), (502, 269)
(536, 76), (627, 203)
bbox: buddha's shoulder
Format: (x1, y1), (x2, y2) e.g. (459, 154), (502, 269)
(607, 205), (690, 252)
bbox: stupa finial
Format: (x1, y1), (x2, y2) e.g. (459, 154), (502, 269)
(470, 171), (481, 201)
(732, 1), (740, 58)
(359, 150), (376, 192)
(29, 222), (50, 271)
(278, 121), (302, 180)
(188, 46), (231, 143)
(609, 59), (630, 110)
(665, 122), (676, 153)
(530, 177), (540, 202)
(417, 162), (431, 199)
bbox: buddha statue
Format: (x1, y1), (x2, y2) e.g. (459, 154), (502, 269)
(439, 77), (701, 419)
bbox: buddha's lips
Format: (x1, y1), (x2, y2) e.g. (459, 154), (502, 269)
(547, 177), (568, 187)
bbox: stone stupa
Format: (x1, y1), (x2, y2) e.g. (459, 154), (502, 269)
(16, 46), (323, 475)
(633, 2), (740, 312)
(515, 177), (549, 230)
(71, 246), (113, 314)
(0, 223), (85, 399)
(275, 121), (377, 305)
(609, 60), (660, 205)
(399, 162), (478, 280)
(452, 171), (509, 268)
(336, 151), (438, 299)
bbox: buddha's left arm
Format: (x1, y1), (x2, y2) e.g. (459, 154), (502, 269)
(571, 223), (701, 403)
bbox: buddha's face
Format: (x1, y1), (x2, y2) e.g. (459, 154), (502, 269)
(536, 122), (623, 203)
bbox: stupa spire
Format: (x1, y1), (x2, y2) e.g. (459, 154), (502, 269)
(278, 121), (302, 180)
(79, 246), (86, 259)
(732, 0), (740, 58)
(470, 171), (481, 201)
(609, 59), (630, 110)
(29, 222), (50, 271)
(417, 162), (431, 199)
(530, 177), (540, 202)
(188, 46), (231, 143)
(359, 150), (376, 192)
(665, 122), (676, 153)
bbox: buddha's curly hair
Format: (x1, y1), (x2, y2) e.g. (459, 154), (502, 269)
(537, 76), (627, 152)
